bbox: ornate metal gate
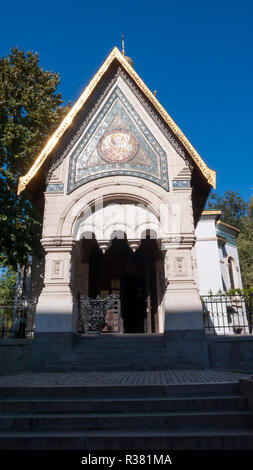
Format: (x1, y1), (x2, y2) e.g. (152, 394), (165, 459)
(77, 294), (121, 334)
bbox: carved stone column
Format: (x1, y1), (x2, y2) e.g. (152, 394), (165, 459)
(155, 257), (165, 333)
(161, 236), (204, 331)
(35, 237), (75, 333)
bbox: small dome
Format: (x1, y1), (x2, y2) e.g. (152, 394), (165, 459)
(124, 56), (134, 68)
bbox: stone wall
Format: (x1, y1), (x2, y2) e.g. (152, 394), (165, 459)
(1, 334), (252, 375)
(207, 335), (253, 372)
(0, 339), (32, 375)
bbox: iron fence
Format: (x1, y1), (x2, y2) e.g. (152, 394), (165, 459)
(2, 293), (252, 338)
(201, 294), (253, 335)
(77, 294), (121, 334)
(0, 298), (37, 339)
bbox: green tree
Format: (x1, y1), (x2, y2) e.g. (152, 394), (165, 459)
(0, 47), (68, 268)
(207, 190), (248, 229)
(207, 191), (253, 287)
(0, 266), (17, 302)
(0, 267), (17, 335)
(236, 196), (253, 288)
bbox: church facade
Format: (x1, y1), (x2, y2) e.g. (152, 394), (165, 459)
(18, 47), (217, 366)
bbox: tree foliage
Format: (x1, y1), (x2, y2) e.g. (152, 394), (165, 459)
(207, 190), (248, 229)
(236, 198), (253, 288)
(207, 191), (253, 288)
(0, 267), (17, 302)
(0, 47), (68, 268)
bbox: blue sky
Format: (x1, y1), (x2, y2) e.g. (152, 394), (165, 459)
(1, 0), (252, 202)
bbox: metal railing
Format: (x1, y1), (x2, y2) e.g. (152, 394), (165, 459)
(0, 298), (37, 339)
(201, 294), (253, 335)
(3, 293), (252, 338)
(77, 294), (121, 334)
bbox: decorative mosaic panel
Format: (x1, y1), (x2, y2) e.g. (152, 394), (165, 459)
(67, 87), (169, 193)
(172, 180), (191, 189)
(46, 183), (64, 193)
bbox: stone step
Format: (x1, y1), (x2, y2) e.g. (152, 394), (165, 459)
(86, 428), (253, 450)
(73, 341), (166, 347)
(0, 375), (251, 450)
(74, 338), (166, 345)
(0, 382), (240, 399)
(73, 337), (166, 348)
(72, 348), (167, 355)
(51, 359), (175, 368)
(41, 366), (164, 373)
(71, 351), (169, 358)
(74, 343), (167, 349)
(0, 395), (246, 414)
(39, 363), (211, 372)
(0, 428), (253, 450)
(74, 334), (164, 341)
(1, 410), (252, 432)
(43, 359), (201, 370)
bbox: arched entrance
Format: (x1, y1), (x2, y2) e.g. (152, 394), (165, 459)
(73, 199), (164, 334)
(87, 235), (161, 334)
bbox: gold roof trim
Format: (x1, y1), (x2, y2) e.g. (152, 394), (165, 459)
(17, 47), (216, 195)
(202, 210), (222, 216)
(217, 235), (227, 244)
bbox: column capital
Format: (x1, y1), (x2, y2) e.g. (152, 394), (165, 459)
(41, 237), (75, 252)
(161, 235), (196, 251)
(128, 239), (141, 252)
(97, 240), (111, 254)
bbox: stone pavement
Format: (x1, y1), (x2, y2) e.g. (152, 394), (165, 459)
(0, 369), (251, 387)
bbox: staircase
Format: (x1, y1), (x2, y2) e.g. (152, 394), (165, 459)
(41, 334), (203, 372)
(0, 379), (252, 449)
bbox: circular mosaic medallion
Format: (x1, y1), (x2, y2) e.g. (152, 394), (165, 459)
(98, 130), (138, 163)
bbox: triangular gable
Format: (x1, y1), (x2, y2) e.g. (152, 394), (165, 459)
(17, 47), (216, 195)
(68, 86), (169, 192)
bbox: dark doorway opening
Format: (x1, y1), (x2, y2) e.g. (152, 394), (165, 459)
(121, 273), (146, 333)
(88, 237), (159, 333)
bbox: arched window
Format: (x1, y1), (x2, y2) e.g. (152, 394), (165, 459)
(227, 256), (238, 289)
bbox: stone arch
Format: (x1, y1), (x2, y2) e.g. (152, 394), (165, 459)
(57, 177), (167, 239)
(74, 200), (160, 242)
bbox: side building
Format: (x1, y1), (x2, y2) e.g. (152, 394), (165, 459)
(195, 210), (248, 335)
(195, 210), (243, 295)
